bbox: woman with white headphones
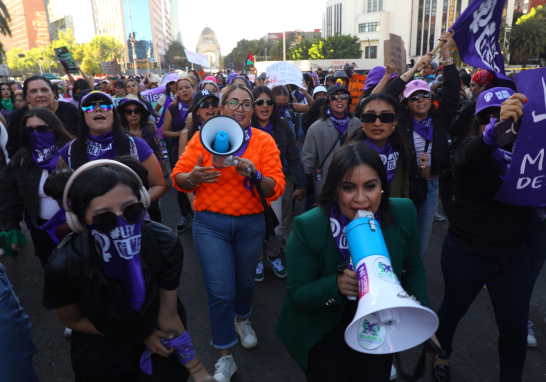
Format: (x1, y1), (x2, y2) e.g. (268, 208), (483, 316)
(42, 160), (216, 382)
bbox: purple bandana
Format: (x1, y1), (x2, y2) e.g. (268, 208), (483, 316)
(484, 119), (512, 180)
(88, 217), (146, 311)
(178, 100), (191, 123)
(86, 131), (117, 160)
(141, 331), (195, 374)
(278, 106), (289, 119)
(233, 125), (252, 157)
(257, 121), (274, 135)
(410, 114), (434, 141)
(296, 91), (305, 102)
(364, 136), (399, 184)
(40, 207), (68, 244)
(28, 130), (59, 171)
(328, 108), (350, 135)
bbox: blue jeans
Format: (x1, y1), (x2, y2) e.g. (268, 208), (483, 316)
(0, 263), (40, 381)
(416, 177), (439, 257)
(193, 211), (265, 349)
(436, 233), (530, 382)
(527, 211), (546, 294)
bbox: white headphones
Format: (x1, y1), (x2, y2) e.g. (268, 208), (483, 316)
(62, 159), (151, 233)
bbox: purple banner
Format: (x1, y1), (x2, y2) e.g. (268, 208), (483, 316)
(452, 0), (507, 76)
(495, 68), (546, 206)
(141, 85), (166, 104)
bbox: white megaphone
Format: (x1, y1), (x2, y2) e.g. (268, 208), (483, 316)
(200, 115), (250, 170)
(344, 210), (439, 354)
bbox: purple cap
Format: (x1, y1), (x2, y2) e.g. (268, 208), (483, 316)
(403, 80), (431, 99)
(364, 66), (398, 90)
(80, 91), (115, 107)
(475, 87), (514, 115)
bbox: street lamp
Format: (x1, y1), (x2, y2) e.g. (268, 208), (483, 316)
(127, 0), (138, 76)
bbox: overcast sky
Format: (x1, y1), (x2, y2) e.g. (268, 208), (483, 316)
(179, 1), (325, 56)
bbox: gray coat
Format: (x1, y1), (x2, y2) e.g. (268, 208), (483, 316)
(301, 117), (361, 197)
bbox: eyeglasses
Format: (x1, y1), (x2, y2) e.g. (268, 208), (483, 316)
(255, 98), (275, 107)
(81, 101), (115, 113)
(199, 100), (219, 109)
(91, 202), (145, 234)
(361, 113), (397, 124)
(124, 108), (141, 116)
(227, 99), (253, 112)
(408, 92), (433, 102)
(23, 125), (50, 134)
(329, 94), (350, 101)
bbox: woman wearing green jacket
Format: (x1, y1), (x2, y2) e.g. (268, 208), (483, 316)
(276, 142), (429, 381)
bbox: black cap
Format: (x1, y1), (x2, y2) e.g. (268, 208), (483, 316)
(326, 85), (350, 98)
(193, 89), (220, 107)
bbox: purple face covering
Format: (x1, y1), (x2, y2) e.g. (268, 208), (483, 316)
(140, 331), (195, 374)
(86, 130), (117, 160)
(88, 216), (146, 311)
(410, 114), (434, 141)
(483, 118), (512, 180)
(27, 130), (59, 171)
(364, 136), (399, 184)
(257, 121), (274, 135)
(40, 207), (67, 244)
(278, 106), (289, 119)
(328, 108), (350, 135)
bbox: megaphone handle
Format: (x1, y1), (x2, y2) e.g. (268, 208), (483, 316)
(230, 159), (252, 173)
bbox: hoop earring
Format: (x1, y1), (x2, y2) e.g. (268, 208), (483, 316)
(381, 190), (384, 194)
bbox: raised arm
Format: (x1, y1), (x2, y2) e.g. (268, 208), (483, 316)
(371, 59), (396, 95)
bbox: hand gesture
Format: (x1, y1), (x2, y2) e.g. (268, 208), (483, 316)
(265, 76), (271, 86)
(385, 59), (396, 76)
(300, 80), (308, 94)
(188, 155), (221, 184)
(143, 329), (175, 358)
(337, 268), (359, 297)
(438, 30), (455, 56)
(416, 53), (434, 72)
(231, 156), (256, 178)
(292, 188), (306, 201)
(500, 93), (527, 123)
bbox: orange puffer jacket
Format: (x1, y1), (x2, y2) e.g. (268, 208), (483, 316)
(172, 128), (285, 216)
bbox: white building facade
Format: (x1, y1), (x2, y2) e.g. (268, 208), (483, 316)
(322, 0), (515, 69)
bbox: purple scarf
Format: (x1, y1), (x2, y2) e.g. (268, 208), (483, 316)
(484, 119), (512, 180)
(178, 100), (191, 123)
(278, 105), (289, 119)
(88, 217), (146, 311)
(257, 121), (274, 135)
(156, 93), (174, 127)
(328, 109), (350, 136)
(409, 114), (434, 141)
(233, 125), (252, 157)
(86, 131), (117, 160)
(364, 136), (399, 184)
(40, 207), (67, 244)
(27, 130), (59, 171)
(141, 331), (195, 374)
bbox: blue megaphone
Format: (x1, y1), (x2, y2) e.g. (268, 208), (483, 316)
(346, 210), (390, 267)
(213, 131), (230, 153)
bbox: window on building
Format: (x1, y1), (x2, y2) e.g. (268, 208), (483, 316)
(365, 46), (377, 59)
(359, 22), (380, 33)
(367, 0), (383, 12)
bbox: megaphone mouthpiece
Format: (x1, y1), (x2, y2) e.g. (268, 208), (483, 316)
(213, 131), (230, 153)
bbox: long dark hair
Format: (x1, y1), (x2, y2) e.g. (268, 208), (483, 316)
(303, 73), (315, 95)
(23, 76), (56, 99)
(251, 86), (290, 132)
(118, 101), (156, 145)
(187, 99), (220, 142)
(318, 142), (393, 226)
(20, 107), (75, 161)
(0, 82), (15, 104)
(320, 90), (354, 120)
(70, 106), (131, 170)
(73, 79), (91, 103)
(347, 93), (409, 180)
(124, 79), (145, 103)
(353, 88), (375, 120)
(302, 97), (326, 135)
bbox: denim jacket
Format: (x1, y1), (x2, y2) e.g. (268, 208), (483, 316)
(284, 110), (305, 153)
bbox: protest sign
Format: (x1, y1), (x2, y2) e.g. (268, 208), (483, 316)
(100, 58), (121, 76)
(184, 50), (210, 68)
(248, 74), (256, 82)
(348, 73), (366, 113)
(141, 85), (166, 104)
(494, 68), (546, 206)
(266, 61), (304, 89)
(54, 46), (78, 73)
(383, 34), (407, 77)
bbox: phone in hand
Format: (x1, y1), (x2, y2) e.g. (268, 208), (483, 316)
(494, 118), (521, 147)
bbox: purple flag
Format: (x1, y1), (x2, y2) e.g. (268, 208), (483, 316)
(494, 68), (546, 206)
(452, 0), (507, 76)
(141, 85), (166, 104)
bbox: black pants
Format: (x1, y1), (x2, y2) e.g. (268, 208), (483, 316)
(438, 172), (454, 222)
(32, 218), (58, 269)
(148, 200), (162, 223)
(306, 302), (393, 382)
(172, 145), (192, 217)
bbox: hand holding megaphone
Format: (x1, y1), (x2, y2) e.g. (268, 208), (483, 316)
(229, 156), (256, 177)
(337, 268), (358, 297)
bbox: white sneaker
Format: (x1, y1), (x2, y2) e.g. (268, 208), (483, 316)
(390, 363), (397, 380)
(254, 261), (265, 282)
(528, 320), (537, 347)
(434, 212), (446, 222)
(213, 355), (237, 382)
(64, 327), (72, 338)
(234, 317), (258, 349)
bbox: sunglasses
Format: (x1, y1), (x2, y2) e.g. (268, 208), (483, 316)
(329, 94), (350, 101)
(255, 98), (275, 107)
(124, 108), (141, 116)
(91, 202), (145, 234)
(199, 100), (219, 109)
(408, 92), (433, 102)
(361, 113), (397, 124)
(81, 101), (115, 113)
(23, 125), (50, 134)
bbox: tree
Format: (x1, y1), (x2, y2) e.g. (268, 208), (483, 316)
(287, 39), (312, 60)
(510, 17), (546, 68)
(166, 40), (188, 69)
(0, 1), (11, 62)
(322, 33), (362, 59)
(308, 38), (325, 59)
(81, 35), (125, 74)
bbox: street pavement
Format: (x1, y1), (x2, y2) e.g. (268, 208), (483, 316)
(4, 189), (546, 382)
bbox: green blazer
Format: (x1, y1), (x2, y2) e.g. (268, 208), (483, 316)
(275, 198), (427, 373)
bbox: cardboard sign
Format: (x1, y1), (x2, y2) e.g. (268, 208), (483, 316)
(348, 73), (367, 113)
(100, 58), (121, 76)
(383, 34), (407, 79)
(495, 68), (546, 206)
(54, 46), (78, 74)
(184, 49), (210, 68)
(266, 61), (304, 89)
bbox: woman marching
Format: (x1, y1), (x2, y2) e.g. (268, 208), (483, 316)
(42, 160), (216, 381)
(172, 84), (284, 382)
(153, 73), (179, 115)
(124, 78), (158, 120)
(383, 30), (458, 257)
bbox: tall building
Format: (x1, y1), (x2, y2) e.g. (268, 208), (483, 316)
(321, 0), (515, 66)
(44, 0), (94, 43)
(0, 0), (50, 51)
(170, 0), (182, 44)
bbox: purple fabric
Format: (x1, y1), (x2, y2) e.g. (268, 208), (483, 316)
(328, 108), (350, 135)
(295, 91), (305, 102)
(27, 130), (59, 171)
(86, 131), (118, 160)
(483, 119), (512, 180)
(226, 72), (238, 85)
(88, 217), (146, 311)
(410, 114), (434, 141)
(40, 207), (66, 244)
(475, 87), (514, 114)
(364, 67), (398, 90)
(257, 121), (274, 135)
(364, 136), (399, 185)
(177, 100), (191, 127)
(278, 105), (289, 119)
(233, 125), (252, 158)
(140, 331), (195, 375)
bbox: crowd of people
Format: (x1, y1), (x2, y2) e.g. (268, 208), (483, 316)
(0, 28), (544, 382)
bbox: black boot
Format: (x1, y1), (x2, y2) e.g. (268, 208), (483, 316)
(432, 363), (450, 382)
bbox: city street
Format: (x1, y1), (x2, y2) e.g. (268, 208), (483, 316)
(4, 189), (546, 382)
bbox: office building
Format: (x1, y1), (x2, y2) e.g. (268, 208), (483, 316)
(0, 0), (50, 51)
(44, 0), (94, 43)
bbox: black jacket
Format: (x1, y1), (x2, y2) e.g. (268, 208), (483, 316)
(0, 151), (43, 231)
(384, 64), (459, 179)
(272, 121), (308, 190)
